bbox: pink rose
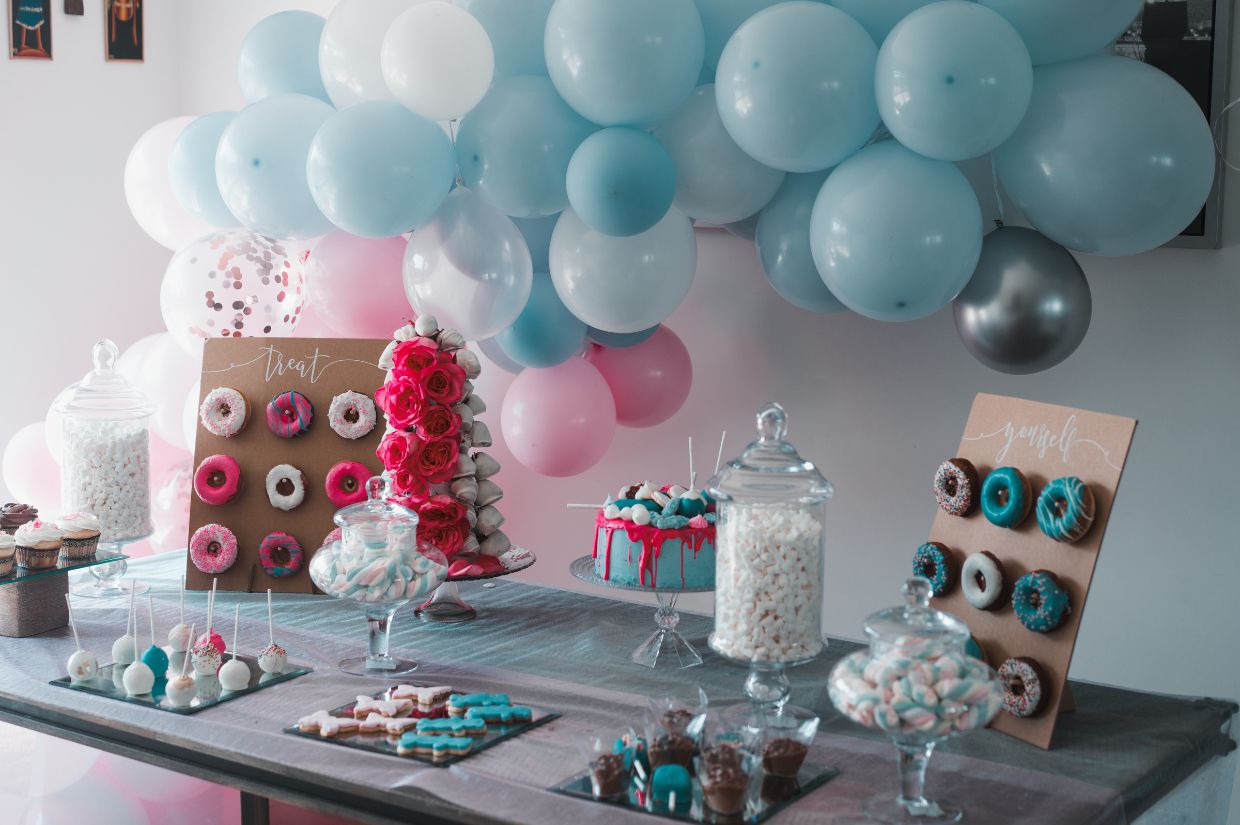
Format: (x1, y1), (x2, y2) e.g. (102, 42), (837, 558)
(413, 405), (461, 442)
(374, 375), (424, 430)
(420, 522), (468, 559)
(418, 357), (466, 406)
(390, 338), (440, 379)
(415, 437), (459, 484)
(418, 494), (466, 528)
(376, 431), (422, 473)
(390, 469), (429, 502)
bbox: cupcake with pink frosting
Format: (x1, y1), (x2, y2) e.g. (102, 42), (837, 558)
(57, 512), (101, 559)
(14, 519), (64, 569)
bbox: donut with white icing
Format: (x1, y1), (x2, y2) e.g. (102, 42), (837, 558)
(961, 551), (1005, 611)
(265, 464), (306, 511)
(199, 387), (249, 438)
(328, 391), (377, 440)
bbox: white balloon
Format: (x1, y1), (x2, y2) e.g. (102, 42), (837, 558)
(319, 0), (426, 109)
(182, 381), (201, 456)
(381, 2), (495, 121)
(549, 207), (698, 333)
(123, 117), (214, 251)
(403, 188), (533, 340)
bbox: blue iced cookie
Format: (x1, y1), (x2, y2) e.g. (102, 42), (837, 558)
(464, 705), (533, 725)
(980, 467), (1032, 529)
(1036, 476), (1096, 544)
(448, 692), (510, 715)
(417, 716), (487, 737)
(397, 732), (475, 759)
(1012, 570), (1071, 633)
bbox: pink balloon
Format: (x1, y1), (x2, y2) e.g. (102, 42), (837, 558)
(291, 302), (339, 338)
(305, 232), (413, 338)
(2, 422), (60, 511)
(501, 358), (616, 477)
(585, 326), (692, 428)
(149, 461), (191, 554)
(124, 116), (214, 251)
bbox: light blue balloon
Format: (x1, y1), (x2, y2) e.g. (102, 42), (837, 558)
(456, 76), (596, 218)
(237, 11), (330, 104)
(566, 128), (676, 237)
(513, 213), (560, 273)
(476, 336), (526, 374)
(979, 0), (1144, 65)
(829, 0), (938, 45)
(653, 85), (784, 224)
(453, 0), (555, 76)
(496, 274), (588, 368)
(546, 0), (705, 126)
(307, 101), (455, 238)
(755, 172), (846, 313)
(716, 2), (878, 172)
(695, 0), (792, 69)
(810, 142), (982, 321)
(723, 213), (759, 241)
(587, 325), (659, 348)
(168, 112), (240, 228)
(876, 2), (1032, 162)
(216, 94), (336, 240)
(994, 56), (1216, 256)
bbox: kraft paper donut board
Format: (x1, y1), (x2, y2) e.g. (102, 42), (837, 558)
(185, 338), (387, 594)
(928, 392), (1137, 750)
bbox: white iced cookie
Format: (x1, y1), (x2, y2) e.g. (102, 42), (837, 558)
(265, 464), (306, 511)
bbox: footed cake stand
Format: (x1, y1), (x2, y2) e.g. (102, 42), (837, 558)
(416, 547), (536, 623)
(69, 537), (149, 598)
(570, 555), (711, 670)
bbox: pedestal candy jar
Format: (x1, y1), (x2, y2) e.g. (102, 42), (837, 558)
(828, 578), (1003, 824)
(707, 402), (833, 715)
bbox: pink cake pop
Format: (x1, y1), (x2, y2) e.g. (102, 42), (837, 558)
(194, 578), (226, 656)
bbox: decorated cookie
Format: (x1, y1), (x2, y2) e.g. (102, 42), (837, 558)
(328, 391), (377, 440)
(353, 695), (414, 719)
(199, 387), (249, 438)
(389, 684), (453, 714)
(298, 710), (360, 737)
(265, 464), (306, 511)
(447, 692), (510, 716)
(384, 717), (422, 736)
(396, 732), (475, 760)
(358, 712), (393, 734)
(417, 716), (487, 737)
(464, 705), (533, 725)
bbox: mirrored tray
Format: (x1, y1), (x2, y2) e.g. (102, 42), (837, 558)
(50, 652), (312, 715)
(0, 551), (127, 587)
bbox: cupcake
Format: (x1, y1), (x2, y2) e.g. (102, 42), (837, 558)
(1, 502), (38, 535)
(57, 512), (101, 559)
(0, 533), (15, 576)
(14, 519), (64, 569)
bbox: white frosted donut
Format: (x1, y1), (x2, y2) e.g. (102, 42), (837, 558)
(961, 551), (1005, 610)
(328, 391), (377, 440)
(265, 464), (306, 511)
(199, 387), (249, 438)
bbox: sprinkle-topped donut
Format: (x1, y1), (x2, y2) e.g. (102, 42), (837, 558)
(328, 391), (377, 440)
(189, 523), (238, 574)
(980, 467), (1032, 529)
(193, 455), (242, 505)
(266, 391), (313, 438)
(961, 551), (1005, 611)
(911, 542), (955, 596)
(998, 657), (1045, 717)
(265, 464), (307, 511)
(325, 461), (370, 509)
(933, 458), (979, 517)
(259, 531), (304, 578)
(1012, 570), (1071, 633)
(199, 387), (249, 438)
(1036, 476), (1096, 544)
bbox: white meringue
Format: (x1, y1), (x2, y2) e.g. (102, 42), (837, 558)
(636, 482), (657, 500)
(471, 421), (493, 448)
(632, 506), (652, 526)
(465, 394), (487, 414)
(454, 455), (478, 478)
(476, 479), (503, 507)
(479, 530), (511, 557)
(451, 477), (479, 504)
(652, 491), (671, 508)
(414, 315), (439, 337)
(476, 505), (504, 536)
(473, 453), (501, 480)
(668, 485), (688, 498)
(603, 504), (621, 519)
(437, 329), (466, 350)
(682, 488), (705, 502)
(619, 506), (634, 521)
(455, 348), (482, 379)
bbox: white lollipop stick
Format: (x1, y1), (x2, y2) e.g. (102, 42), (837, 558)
(564, 503), (603, 510)
(64, 594), (81, 651)
(266, 589), (273, 647)
(208, 578), (217, 634)
(127, 582), (136, 639)
(179, 575), (185, 626)
(180, 624), (196, 677)
(231, 604), (240, 661)
(688, 436), (694, 491)
(715, 430), (727, 475)
(147, 593), (156, 648)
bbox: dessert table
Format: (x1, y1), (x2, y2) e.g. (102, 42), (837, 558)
(0, 551), (1232, 825)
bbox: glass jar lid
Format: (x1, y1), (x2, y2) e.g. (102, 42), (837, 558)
(54, 339), (155, 420)
(707, 402), (833, 504)
(333, 476), (419, 531)
(863, 578), (970, 648)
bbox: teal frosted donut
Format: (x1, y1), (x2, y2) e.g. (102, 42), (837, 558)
(1012, 570), (1071, 633)
(911, 542), (954, 596)
(1036, 476), (1096, 543)
(980, 467), (1031, 528)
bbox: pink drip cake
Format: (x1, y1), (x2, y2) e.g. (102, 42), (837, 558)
(592, 481), (716, 589)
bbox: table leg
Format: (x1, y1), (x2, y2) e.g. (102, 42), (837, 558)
(240, 791), (271, 825)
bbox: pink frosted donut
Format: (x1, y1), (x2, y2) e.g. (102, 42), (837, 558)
(266, 391), (314, 438)
(199, 387), (249, 438)
(194, 455), (242, 505)
(189, 523), (238, 574)
(328, 391), (377, 440)
(325, 461), (370, 508)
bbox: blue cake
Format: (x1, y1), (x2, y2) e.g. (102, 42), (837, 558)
(591, 481), (716, 589)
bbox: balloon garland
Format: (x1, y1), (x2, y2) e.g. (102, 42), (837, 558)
(123, 0), (1218, 477)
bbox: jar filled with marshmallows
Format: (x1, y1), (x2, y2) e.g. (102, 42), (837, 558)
(708, 403), (832, 666)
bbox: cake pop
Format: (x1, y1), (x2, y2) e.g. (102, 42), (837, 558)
(218, 605), (251, 691)
(64, 594), (97, 683)
(165, 623), (197, 708)
(140, 593), (169, 680)
(122, 593), (155, 696)
(167, 575), (192, 652)
(190, 583), (223, 675)
(111, 587), (137, 666)
(194, 579), (226, 656)
(257, 589), (286, 674)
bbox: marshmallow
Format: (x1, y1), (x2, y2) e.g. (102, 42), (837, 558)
(311, 541), (447, 604)
(631, 506), (652, 526)
(414, 315), (439, 337)
(61, 421), (150, 542)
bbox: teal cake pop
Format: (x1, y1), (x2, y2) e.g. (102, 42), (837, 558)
(140, 593), (169, 680)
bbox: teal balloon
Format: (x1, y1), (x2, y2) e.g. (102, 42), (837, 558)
(979, 0), (1143, 65)
(307, 102), (455, 238)
(756, 172), (846, 313)
(216, 94), (335, 239)
(653, 85), (784, 224)
(237, 11), (330, 104)
(877, 2), (1032, 162)
(588, 325), (659, 348)
(476, 336), (525, 374)
(453, 0), (555, 76)
(829, 0), (938, 44)
(513, 214), (560, 273)
(716, 2), (878, 172)
(456, 76), (596, 218)
(723, 213), (759, 241)
(810, 142), (982, 321)
(994, 56), (1216, 256)
(567, 128), (676, 237)
(496, 274), (588, 368)
(545, 0), (705, 126)
(168, 112), (240, 228)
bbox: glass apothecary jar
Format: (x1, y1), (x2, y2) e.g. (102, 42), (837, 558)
(54, 339), (154, 544)
(707, 402), (833, 715)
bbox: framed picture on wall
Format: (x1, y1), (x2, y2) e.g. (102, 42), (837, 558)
(1116, 0), (1233, 248)
(104, 0), (141, 62)
(8, 0), (52, 59)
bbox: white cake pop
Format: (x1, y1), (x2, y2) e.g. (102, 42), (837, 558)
(167, 575), (192, 653)
(218, 605), (251, 691)
(64, 595), (97, 683)
(190, 583), (222, 675)
(122, 593), (154, 696)
(165, 622), (197, 708)
(111, 586), (137, 666)
(257, 589), (286, 675)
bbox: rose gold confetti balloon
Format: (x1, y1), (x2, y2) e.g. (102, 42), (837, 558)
(159, 230), (307, 355)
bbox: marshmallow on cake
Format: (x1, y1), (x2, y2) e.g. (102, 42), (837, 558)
(592, 481), (717, 589)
